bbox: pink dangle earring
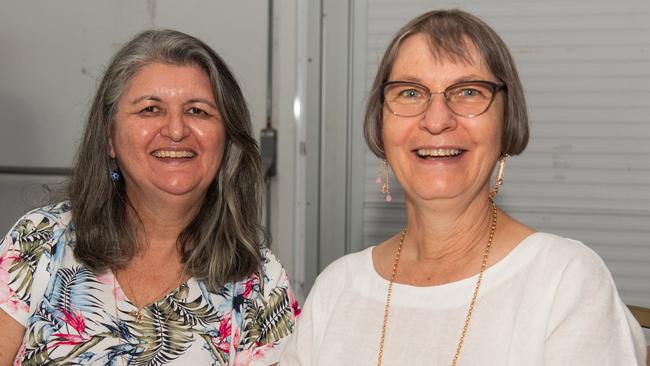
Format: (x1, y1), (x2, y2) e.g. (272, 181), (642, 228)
(375, 159), (392, 202)
(489, 154), (509, 199)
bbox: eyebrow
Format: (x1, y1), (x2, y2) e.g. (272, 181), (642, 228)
(394, 74), (487, 84)
(187, 98), (218, 110)
(131, 95), (218, 109)
(131, 95), (162, 105)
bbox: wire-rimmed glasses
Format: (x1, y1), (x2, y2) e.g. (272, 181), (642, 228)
(381, 80), (506, 118)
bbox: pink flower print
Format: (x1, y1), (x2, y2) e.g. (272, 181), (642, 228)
(95, 272), (114, 286)
(13, 342), (26, 366)
(50, 308), (90, 348)
(61, 308), (87, 334)
(243, 277), (255, 298)
(1, 254), (26, 309)
(232, 327), (241, 349)
(49, 332), (90, 348)
(234, 346), (269, 366)
(0, 254), (16, 297)
(286, 286), (301, 317)
(219, 315), (232, 339)
(212, 312), (233, 353)
(0, 287), (28, 317)
(0, 255), (11, 280)
(291, 299), (301, 317)
(0, 283), (13, 304)
(233, 349), (253, 366)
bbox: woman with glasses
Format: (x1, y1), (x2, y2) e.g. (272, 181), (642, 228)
(281, 9), (646, 365)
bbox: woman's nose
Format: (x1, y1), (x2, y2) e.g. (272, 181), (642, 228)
(161, 111), (191, 141)
(418, 93), (458, 134)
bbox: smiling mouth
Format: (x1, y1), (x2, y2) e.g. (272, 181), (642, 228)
(151, 150), (196, 158)
(415, 148), (463, 159)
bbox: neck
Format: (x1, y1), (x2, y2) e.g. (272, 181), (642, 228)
(126, 189), (203, 255)
(399, 194), (495, 284)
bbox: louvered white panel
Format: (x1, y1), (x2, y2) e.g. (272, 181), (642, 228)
(359, 0), (650, 332)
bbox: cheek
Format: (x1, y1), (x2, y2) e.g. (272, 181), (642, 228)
(109, 122), (130, 157)
(470, 106), (504, 154)
(112, 111), (152, 143)
(381, 116), (408, 147)
(203, 127), (227, 165)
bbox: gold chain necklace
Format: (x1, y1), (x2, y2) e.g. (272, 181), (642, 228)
(377, 200), (497, 366)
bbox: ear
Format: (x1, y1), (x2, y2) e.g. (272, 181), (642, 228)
(108, 136), (116, 159)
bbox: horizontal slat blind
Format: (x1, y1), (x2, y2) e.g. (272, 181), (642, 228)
(360, 0), (650, 324)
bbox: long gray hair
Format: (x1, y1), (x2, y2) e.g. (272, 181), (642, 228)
(364, 9), (529, 158)
(69, 29), (264, 291)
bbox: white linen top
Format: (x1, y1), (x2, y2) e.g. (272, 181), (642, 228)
(280, 232), (647, 365)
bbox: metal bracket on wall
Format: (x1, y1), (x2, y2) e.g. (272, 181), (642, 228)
(0, 166), (72, 176)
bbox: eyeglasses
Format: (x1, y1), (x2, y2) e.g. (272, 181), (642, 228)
(381, 80), (506, 118)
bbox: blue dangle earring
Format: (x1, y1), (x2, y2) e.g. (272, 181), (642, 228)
(110, 160), (121, 182)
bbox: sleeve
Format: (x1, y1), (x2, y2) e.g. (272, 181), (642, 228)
(277, 282), (318, 366)
(278, 255), (346, 366)
(0, 210), (58, 327)
(544, 243), (647, 365)
(233, 248), (301, 366)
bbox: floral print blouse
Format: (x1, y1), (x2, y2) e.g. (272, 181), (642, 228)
(0, 202), (300, 365)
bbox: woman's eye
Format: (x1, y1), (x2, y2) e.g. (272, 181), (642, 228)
(459, 88), (480, 97)
(399, 89), (421, 98)
(140, 106), (159, 113)
(187, 107), (207, 115)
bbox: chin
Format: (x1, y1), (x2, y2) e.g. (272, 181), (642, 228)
(154, 179), (207, 198)
(407, 185), (466, 202)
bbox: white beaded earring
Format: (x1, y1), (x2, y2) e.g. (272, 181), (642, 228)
(489, 154), (509, 198)
(375, 159), (392, 202)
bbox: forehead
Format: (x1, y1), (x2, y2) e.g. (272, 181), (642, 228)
(124, 62), (213, 94)
(389, 33), (493, 81)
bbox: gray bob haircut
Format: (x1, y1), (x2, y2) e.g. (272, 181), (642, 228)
(364, 9), (529, 158)
(68, 29), (265, 292)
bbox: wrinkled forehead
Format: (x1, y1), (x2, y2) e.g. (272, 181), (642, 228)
(390, 33), (487, 75)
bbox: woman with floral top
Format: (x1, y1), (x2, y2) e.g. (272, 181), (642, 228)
(0, 29), (299, 366)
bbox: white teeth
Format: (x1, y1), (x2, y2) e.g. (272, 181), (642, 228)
(152, 150), (195, 158)
(416, 148), (462, 157)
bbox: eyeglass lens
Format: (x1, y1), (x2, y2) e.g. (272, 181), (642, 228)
(384, 81), (498, 117)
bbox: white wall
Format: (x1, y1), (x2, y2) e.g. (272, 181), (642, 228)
(0, 1), (270, 231)
(0, 1), (306, 295)
(0, 0), (269, 168)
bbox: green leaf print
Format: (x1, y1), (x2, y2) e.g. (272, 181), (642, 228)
(164, 285), (220, 327)
(23, 325), (51, 366)
(8, 217), (55, 301)
(121, 301), (193, 366)
(241, 287), (294, 345)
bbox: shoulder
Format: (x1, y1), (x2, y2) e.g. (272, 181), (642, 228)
(259, 246), (289, 290)
(319, 248), (370, 279)
(7, 201), (73, 237)
(529, 234), (648, 362)
(519, 232), (620, 307)
(0, 201), (73, 324)
(308, 247), (372, 298)
(254, 247), (299, 312)
(2, 201), (73, 252)
(524, 232), (610, 278)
